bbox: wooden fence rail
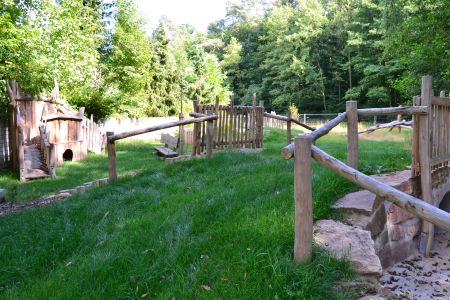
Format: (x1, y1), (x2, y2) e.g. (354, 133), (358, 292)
(282, 77), (450, 262)
(107, 115), (218, 181)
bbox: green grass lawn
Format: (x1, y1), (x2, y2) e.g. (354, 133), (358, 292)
(0, 129), (411, 299)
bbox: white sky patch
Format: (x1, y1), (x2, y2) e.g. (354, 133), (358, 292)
(136, 0), (230, 34)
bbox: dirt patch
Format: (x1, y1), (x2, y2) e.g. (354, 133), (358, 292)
(380, 233), (450, 299)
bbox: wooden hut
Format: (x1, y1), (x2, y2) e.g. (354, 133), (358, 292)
(6, 80), (105, 181)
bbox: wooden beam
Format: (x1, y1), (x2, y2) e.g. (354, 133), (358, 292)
(287, 111), (292, 146)
(294, 135), (313, 263)
(419, 75), (434, 256)
(311, 145), (450, 233)
(107, 132), (117, 182)
(346, 101), (358, 169)
(109, 115), (217, 142)
(206, 111), (214, 158)
(282, 112), (347, 160)
(357, 106), (428, 117)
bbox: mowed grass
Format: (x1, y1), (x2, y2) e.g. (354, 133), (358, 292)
(0, 129), (411, 299)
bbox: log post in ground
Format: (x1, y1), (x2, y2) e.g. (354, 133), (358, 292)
(192, 100), (199, 156)
(107, 131), (117, 182)
(206, 111), (214, 158)
(346, 101), (358, 169)
(287, 111), (292, 145)
(419, 75), (433, 256)
(178, 113), (184, 155)
(294, 135), (313, 263)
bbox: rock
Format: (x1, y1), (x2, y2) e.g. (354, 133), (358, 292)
(357, 296), (386, 300)
(389, 224), (405, 241)
(366, 197), (387, 238)
(0, 188), (5, 202)
(97, 178), (109, 185)
(333, 190), (376, 216)
(314, 220), (382, 276)
(59, 189), (76, 195)
(406, 218), (421, 238)
(56, 192), (72, 199)
(388, 204), (413, 225)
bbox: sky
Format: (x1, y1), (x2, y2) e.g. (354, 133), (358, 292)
(135, 0), (229, 34)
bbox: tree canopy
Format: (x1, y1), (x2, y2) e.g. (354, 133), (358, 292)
(1, 0), (448, 118)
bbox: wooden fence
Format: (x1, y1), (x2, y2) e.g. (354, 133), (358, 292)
(0, 120), (11, 169)
(283, 75), (450, 262)
(412, 76), (450, 255)
(191, 99), (264, 155)
(264, 112), (285, 129)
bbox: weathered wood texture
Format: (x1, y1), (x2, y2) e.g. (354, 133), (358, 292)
(357, 106), (428, 117)
(282, 112), (347, 159)
(0, 119), (11, 169)
(193, 103), (264, 152)
(346, 101), (359, 169)
(294, 135), (313, 262)
(311, 145), (450, 233)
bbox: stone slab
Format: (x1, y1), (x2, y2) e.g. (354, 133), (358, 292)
(314, 220), (382, 276)
(333, 190), (376, 216)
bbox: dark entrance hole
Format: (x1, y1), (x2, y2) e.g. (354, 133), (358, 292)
(436, 191), (450, 235)
(63, 149), (73, 161)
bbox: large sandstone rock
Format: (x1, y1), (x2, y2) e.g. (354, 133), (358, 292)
(314, 220), (382, 276)
(333, 190), (376, 216)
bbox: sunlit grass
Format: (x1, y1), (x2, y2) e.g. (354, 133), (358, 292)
(0, 129), (411, 299)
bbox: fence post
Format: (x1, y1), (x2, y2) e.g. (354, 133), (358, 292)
(206, 111), (214, 158)
(294, 135), (313, 263)
(178, 113), (184, 155)
(258, 100), (264, 148)
(49, 144), (56, 179)
(346, 101), (358, 170)
(419, 75), (433, 257)
(287, 111), (292, 145)
(397, 105), (403, 133)
(107, 131), (117, 182)
(192, 100), (199, 156)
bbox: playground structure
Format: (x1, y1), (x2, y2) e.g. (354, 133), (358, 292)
(6, 80), (106, 181)
(282, 76), (450, 264)
(107, 95), (267, 179)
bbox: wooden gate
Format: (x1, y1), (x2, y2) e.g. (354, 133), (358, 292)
(413, 76), (450, 255)
(191, 101), (264, 155)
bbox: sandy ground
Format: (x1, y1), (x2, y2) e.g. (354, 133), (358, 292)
(380, 233), (450, 299)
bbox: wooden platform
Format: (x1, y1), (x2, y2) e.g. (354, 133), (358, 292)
(23, 145), (50, 180)
(153, 146), (179, 158)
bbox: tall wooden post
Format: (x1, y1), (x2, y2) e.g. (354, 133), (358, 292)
(294, 135), (313, 263)
(107, 131), (117, 182)
(192, 100), (200, 156)
(346, 101), (358, 169)
(258, 100), (264, 148)
(178, 113), (184, 155)
(206, 111), (214, 158)
(396, 105), (403, 133)
(419, 76), (433, 257)
(287, 111), (292, 146)
(229, 96), (234, 148)
(252, 93), (257, 149)
(49, 144), (56, 179)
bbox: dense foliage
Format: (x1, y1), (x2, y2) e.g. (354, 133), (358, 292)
(208, 0), (449, 113)
(0, 0), (230, 119)
(1, 0), (448, 118)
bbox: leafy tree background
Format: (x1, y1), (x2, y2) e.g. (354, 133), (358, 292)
(1, 0), (449, 119)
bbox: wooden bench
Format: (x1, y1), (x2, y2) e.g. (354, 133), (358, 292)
(154, 133), (179, 158)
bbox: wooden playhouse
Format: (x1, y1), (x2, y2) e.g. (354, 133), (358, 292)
(6, 80), (106, 181)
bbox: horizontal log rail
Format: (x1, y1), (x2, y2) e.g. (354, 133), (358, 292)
(107, 115), (218, 181)
(108, 115), (218, 142)
(264, 112), (315, 132)
(189, 112), (208, 118)
(282, 112), (347, 159)
(357, 106), (428, 117)
(311, 145), (450, 232)
(431, 96), (450, 107)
